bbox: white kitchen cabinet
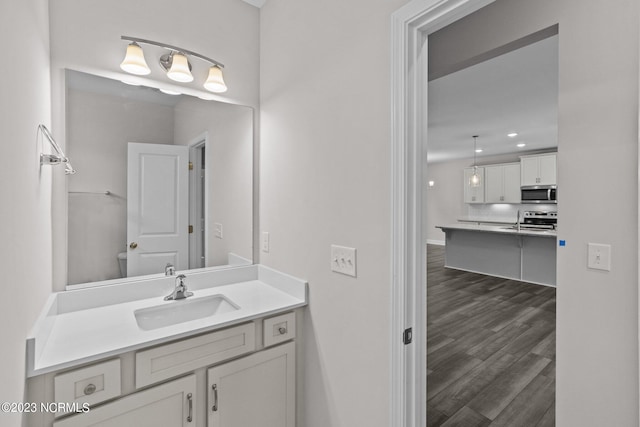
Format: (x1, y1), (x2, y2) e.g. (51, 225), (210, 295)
(53, 375), (196, 427)
(207, 342), (295, 427)
(520, 153), (557, 186)
(463, 167), (485, 203)
(485, 163), (521, 203)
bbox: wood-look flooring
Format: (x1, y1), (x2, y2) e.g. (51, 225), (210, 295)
(427, 244), (556, 427)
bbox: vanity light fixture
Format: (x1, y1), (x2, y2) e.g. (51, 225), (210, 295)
(470, 135), (481, 187)
(120, 36), (228, 93)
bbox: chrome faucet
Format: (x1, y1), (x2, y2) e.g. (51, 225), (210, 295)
(165, 263), (175, 276)
(164, 274), (193, 301)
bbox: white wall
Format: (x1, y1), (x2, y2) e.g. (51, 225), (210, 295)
(260, 0), (408, 425)
(66, 89), (175, 284)
(174, 98), (254, 266)
(429, 0), (639, 424)
(0, 0), (52, 425)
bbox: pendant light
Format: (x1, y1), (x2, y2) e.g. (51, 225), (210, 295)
(470, 135), (481, 187)
(120, 42), (151, 75)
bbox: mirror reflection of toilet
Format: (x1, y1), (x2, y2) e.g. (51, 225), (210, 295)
(117, 252), (127, 278)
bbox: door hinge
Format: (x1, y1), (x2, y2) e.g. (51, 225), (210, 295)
(188, 225), (193, 234)
(189, 161), (193, 170)
(403, 327), (412, 345)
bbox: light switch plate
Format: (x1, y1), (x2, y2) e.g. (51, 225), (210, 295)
(587, 243), (611, 271)
(331, 245), (357, 277)
(214, 223), (223, 239)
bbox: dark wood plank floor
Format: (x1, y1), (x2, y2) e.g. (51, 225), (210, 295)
(427, 244), (555, 427)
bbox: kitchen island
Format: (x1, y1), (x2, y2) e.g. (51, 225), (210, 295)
(436, 223), (557, 286)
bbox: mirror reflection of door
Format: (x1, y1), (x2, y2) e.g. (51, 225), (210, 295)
(127, 142), (189, 276)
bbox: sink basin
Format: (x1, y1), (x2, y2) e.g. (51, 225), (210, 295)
(134, 295), (239, 331)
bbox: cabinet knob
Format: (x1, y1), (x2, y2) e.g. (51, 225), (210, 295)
(84, 383), (96, 395)
(278, 327), (287, 335)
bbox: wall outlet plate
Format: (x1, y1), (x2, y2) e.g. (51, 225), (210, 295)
(214, 223), (223, 239)
(261, 232), (270, 253)
(331, 245), (357, 277)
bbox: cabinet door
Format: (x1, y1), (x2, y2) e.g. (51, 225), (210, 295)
(53, 375), (196, 427)
(484, 165), (504, 203)
(463, 167), (484, 203)
(520, 157), (540, 186)
(503, 163), (522, 203)
(537, 154), (557, 185)
(208, 342), (295, 427)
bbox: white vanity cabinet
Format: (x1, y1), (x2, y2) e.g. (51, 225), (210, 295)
(208, 341), (295, 427)
(463, 167), (485, 203)
(520, 153), (557, 186)
(27, 311), (299, 427)
(53, 375), (197, 427)
(485, 163), (521, 203)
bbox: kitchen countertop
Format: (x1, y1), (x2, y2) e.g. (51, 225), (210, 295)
(27, 265), (308, 376)
(437, 223), (557, 237)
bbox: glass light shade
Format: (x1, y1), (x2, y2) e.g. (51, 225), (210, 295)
(470, 168), (481, 187)
(167, 53), (193, 82)
(203, 65), (227, 93)
(120, 43), (151, 75)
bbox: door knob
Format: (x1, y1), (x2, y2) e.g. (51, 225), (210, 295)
(129, 242), (138, 249)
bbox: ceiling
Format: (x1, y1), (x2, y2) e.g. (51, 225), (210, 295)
(427, 35), (558, 163)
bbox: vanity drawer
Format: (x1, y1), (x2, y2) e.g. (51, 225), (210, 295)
(53, 359), (121, 416)
(136, 322), (255, 388)
(263, 312), (296, 348)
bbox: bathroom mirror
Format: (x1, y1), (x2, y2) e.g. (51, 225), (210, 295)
(65, 70), (253, 285)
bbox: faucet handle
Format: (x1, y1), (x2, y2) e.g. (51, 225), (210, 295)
(175, 274), (187, 286)
(165, 263), (175, 276)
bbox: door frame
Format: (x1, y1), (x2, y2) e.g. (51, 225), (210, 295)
(188, 132), (209, 269)
(389, 0), (496, 425)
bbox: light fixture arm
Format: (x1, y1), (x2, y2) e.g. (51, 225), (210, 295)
(121, 35), (224, 69)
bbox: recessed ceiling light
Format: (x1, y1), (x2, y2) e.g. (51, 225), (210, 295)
(508, 132), (518, 138)
(475, 149), (483, 153)
(517, 143), (526, 148)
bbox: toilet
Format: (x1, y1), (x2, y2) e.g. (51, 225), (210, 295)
(117, 252), (127, 278)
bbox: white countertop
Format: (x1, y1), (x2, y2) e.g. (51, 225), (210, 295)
(437, 223), (557, 237)
(27, 265), (308, 377)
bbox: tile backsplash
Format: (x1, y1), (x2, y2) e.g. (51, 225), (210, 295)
(463, 203), (558, 223)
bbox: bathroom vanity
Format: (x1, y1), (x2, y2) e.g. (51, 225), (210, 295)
(25, 265), (307, 427)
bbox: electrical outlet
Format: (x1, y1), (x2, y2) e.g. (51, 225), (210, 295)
(214, 223), (223, 239)
(331, 245), (357, 277)
(587, 243), (611, 271)
(262, 232), (270, 253)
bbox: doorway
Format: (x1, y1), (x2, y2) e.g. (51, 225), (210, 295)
(189, 134), (208, 269)
(425, 26), (558, 425)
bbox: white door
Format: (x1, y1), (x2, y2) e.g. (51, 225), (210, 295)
(127, 143), (189, 277)
(53, 375), (196, 427)
(208, 342), (295, 427)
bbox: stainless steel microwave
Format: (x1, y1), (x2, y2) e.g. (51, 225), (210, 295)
(521, 185), (557, 203)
